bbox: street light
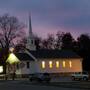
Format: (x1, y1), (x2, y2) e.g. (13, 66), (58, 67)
(6, 47), (20, 64)
(9, 47), (14, 52)
(0, 66), (3, 73)
(6, 53), (20, 64)
(6, 47), (20, 80)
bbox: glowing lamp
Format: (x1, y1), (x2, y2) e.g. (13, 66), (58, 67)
(9, 47), (14, 52)
(6, 53), (20, 64)
(0, 66), (3, 73)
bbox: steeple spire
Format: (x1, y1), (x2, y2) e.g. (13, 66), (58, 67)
(26, 13), (36, 51)
(29, 13), (32, 36)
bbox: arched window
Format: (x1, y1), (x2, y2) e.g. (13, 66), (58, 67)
(56, 61), (59, 68)
(69, 61), (72, 68)
(49, 61), (53, 68)
(63, 61), (66, 68)
(42, 61), (45, 69)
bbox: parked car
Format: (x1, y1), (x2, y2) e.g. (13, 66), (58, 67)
(71, 72), (89, 81)
(29, 73), (51, 83)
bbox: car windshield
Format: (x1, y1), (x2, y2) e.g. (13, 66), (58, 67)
(74, 72), (81, 74)
(74, 72), (88, 74)
(82, 72), (88, 74)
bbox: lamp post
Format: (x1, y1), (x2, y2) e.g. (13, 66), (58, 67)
(6, 47), (20, 80)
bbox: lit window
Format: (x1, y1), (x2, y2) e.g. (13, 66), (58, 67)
(49, 61), (53, 68)
(42, 61), (45, 69)
(69, 61), (72, 68)
(0, 66), (3, 73)
(56, 61), (59, 68)
(63, 61), (65, 68)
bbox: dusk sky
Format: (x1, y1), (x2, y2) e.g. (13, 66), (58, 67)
(0, 0), (90, 39)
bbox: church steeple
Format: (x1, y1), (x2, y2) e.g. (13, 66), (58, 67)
(26, 14), (36, 51)
(29, 14), (32, 36)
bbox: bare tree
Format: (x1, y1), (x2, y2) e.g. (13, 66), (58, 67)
(55, 31), (64, 49)
(47, 34), (55, 49)
(61, 32), (74, 50)
(0, 14), (25, 74)
(0, 14), (25, 49)
(15, 37), (27, 52)
(34, 35), (42, 50)
(41, 34), (55, 49)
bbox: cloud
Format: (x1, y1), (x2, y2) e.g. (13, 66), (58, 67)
(0, 0), (90, 38)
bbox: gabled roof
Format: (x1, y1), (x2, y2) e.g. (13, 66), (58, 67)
(29, 49), (81, 59)
(14, 50), (81, 61)
(15, 53), (34, 61)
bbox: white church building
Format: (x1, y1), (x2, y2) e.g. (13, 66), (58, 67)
(7, 15), (83, 77)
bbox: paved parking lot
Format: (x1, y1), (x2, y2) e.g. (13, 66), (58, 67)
(51, 76), (72, 82)
(0, 80), (85, 90)
(0, 76), (90, 89)
(0, 77), (90, 90)
(27, 76), (90, 89)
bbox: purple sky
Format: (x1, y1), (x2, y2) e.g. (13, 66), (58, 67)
(0, 0), (90, 39)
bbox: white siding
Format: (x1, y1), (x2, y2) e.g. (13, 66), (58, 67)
(16, 61), (30, 75)
(30, 58), (82, 73)
(16, 61), (40, 74)
(15, 58), (83, 74)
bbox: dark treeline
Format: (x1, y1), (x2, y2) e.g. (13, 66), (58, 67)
(35, 31), (90, 72)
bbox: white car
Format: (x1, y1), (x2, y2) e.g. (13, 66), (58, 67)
(71, 72), (89, 81)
